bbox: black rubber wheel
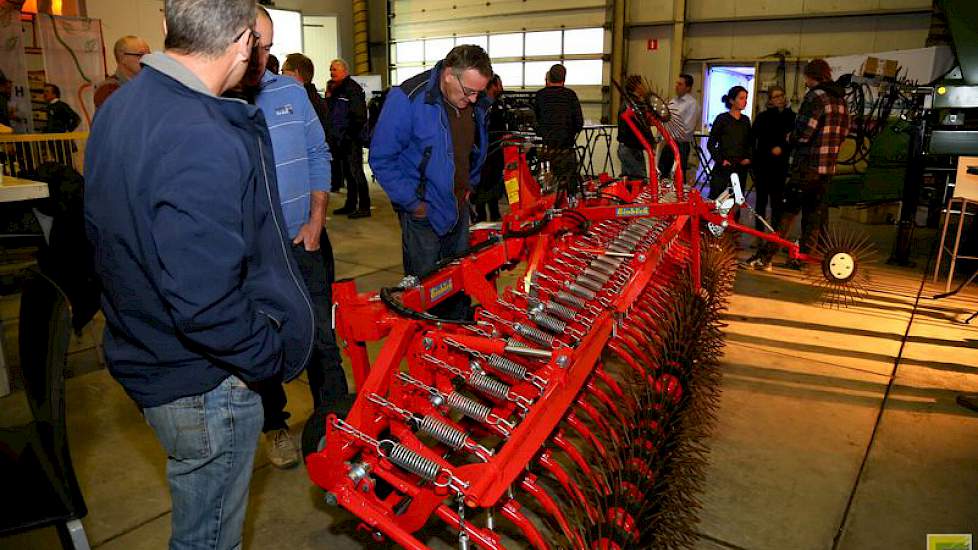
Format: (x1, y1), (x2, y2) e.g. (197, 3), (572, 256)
(301, 393), (357, 460)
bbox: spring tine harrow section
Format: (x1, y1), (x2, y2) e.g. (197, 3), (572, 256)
(305, 95), (854, 548)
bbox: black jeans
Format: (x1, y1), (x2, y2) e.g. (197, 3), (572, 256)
(759, 170), (831, 262)
(752, 164), (787, 231)
(259, 230), (347, 431)
(547, 147), (579, 196)
(399, 205), (471, 320)
(338, 143), (371, 212)
(657, 141), (691, 181)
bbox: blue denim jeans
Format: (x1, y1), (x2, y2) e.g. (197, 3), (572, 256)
(144, 375), (263, 550)
(618, 143), (647, 179)
(398, 205), (472, 320)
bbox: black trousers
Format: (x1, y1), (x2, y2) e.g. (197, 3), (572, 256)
(657, 141), (691, 181)
(338, 143), (371, 212)
(752, 164), (787, 231)
(759, 170), (832, 262)
(258, 230), (347, 431)
(547, 147), (579, 196)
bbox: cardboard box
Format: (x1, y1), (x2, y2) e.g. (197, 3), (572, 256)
(863, 57), (899, 79)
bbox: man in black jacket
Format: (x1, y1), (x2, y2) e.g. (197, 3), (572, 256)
(42, 83), (80, 133)
(328, 59), (372, 218)
(535, 64), (583, 195)
(83, 1), (314, 546)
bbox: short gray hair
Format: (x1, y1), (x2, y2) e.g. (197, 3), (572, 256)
(164, 0), (256, 57)
(330, 59), (349, 71)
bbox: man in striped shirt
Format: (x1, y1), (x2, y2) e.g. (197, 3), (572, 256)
(749, 58), (849, 271)
(535, 64), (584, 195)
(251, 6), (345, 468)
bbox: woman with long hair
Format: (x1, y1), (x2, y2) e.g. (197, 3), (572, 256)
(707, 85), (752, 199)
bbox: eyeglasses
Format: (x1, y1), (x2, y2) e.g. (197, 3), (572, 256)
(122, 52), (147, 59)
(233, 27), (260, 46)
(454, 72), (480, 99)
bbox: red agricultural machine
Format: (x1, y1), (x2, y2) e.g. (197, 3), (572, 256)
(302, 80), (871, 549)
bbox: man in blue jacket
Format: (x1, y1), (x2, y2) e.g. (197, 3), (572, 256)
(369, 45), (492, 313)
(84, 1), (314, 547)
(250, 6), (345, 469)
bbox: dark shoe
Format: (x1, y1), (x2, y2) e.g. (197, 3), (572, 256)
(957, 394), (978, 413)
(745, 258), (773, 272)
(785, 258), (803, 271)
(348, 209), (371, 219)
(333, 206), (354, 215)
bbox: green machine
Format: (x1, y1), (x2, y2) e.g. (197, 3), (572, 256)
(929, 0), (978, 155)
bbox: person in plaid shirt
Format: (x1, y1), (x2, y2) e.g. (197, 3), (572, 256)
(748, 58), (849, 271)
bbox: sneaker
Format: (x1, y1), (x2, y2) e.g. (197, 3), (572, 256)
(746, 258), (773, 272)
(265, 428), (300, 469)
(348, 209), (371, 219)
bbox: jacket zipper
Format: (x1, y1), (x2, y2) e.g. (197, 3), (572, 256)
(440, 106), (462, 233)
(257, 137), (315, 375)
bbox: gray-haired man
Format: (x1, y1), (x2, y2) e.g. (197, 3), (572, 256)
(84, 1), (315, 547)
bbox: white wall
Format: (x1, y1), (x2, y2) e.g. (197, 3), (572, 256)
(625, 0), (933, 120)
(85, 0), (164, 76)
(84, 0), (356, 76)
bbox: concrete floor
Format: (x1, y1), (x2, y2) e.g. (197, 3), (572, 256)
(2, 182), (978, 550)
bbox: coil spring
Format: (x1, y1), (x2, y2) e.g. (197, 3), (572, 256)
(486, 353), (528, 379)
(469, 371), (512, 400)
(566, 282), (597, 300)
(419, 415), (468, 450)
(594, 255), (623, 269)
(545, 300), (578, 321)
(531, 312), (567, 334)
(383, 441), (440, 481)
(446, 391), (491, 422)
(554, 290), (587, 309)
(515, 322), (556, 346)
(587, 262), (616, 277)
(576, 275), (604, 293)
(583, 267), (612, 283)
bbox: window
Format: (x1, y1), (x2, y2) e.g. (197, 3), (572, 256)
(395, 41), (423, 64)
(424, 38), (455, 62)
(524, 61), (554, 87)
(563, 28), (603, 55)
(391, 27), (606, 89)
(563, 60), (603, 86)
(492, 62), (524, 88)
(524, 31), (561, 56)
(489, 33), (523, 59)
(456, 35), (488, 50)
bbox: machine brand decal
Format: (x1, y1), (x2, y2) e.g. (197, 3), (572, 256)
(275, 104), (294, 116)
(428, 279), (454, 303)
(927, 534), (973, 550)
(616, 206), (650, 217)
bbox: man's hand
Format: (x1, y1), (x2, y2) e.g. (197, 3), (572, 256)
(722, 160), (731, 167)
(739, 158), (751, 165)
(293, 221), (322, 251)
(771, 146), (782, 156)
(412, 202), (428, 219)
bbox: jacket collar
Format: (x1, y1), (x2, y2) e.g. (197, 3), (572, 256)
(141, 52), (245, 104)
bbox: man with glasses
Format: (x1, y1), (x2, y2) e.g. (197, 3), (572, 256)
(247, 5), (343, 470)
(94, 35), (151, 110)
(84, 1), (314, 547)
(657, 73), (699, 181)
(370, 45), (492, 319)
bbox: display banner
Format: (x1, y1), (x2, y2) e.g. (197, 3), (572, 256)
(36, 14), (105, 131)
(0, 4), (33, 132)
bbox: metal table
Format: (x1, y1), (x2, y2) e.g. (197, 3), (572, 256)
(578, 124), (617, 178)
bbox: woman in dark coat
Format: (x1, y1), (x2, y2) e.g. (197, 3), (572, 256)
(751, 85), (795, 230)
(707, 85), (752, 199)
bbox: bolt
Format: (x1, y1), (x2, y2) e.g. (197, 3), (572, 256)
(324, 492), (338, 506)
(423, 337), (434, 350)
(372, 530), (384, 542)
(556, 355), (570, 369)
(637, 254), (647, 262)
